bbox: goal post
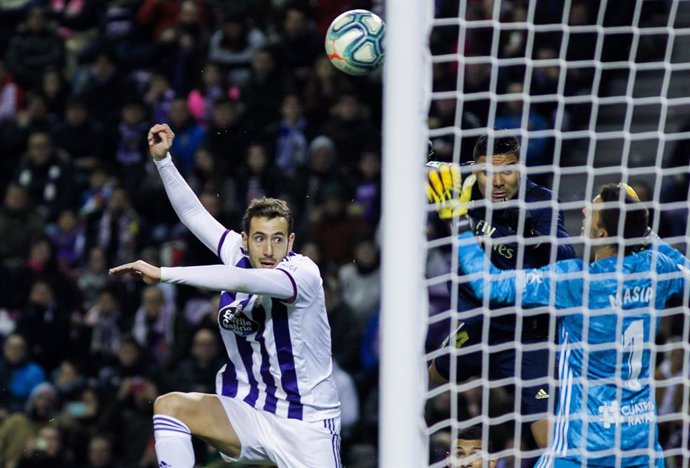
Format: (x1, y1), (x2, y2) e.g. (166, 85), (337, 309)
(380, 0), (433, 466)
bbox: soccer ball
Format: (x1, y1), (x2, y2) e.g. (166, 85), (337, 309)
(325, 9), (385, 76)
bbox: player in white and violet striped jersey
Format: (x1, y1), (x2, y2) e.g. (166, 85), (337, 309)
(109, 124), (341, 468)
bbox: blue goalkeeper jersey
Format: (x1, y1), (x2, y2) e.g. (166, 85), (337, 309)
(457, 179), (576, 334)
(457, 232), (688, 466)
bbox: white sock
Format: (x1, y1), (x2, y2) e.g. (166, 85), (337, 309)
(153, 415), (195, 468)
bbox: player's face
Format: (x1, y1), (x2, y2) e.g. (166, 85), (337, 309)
(242, 216), (295, 269)
(447, 439), (496, 468)
(581, 195), (606, 239)
(474, 153), (520, 202)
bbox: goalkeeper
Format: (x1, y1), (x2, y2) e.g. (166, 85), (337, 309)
(427, 134), (576, 448)
(456, 183), (688, 467)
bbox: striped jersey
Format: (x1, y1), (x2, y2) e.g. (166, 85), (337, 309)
(214, 229), (340, 422)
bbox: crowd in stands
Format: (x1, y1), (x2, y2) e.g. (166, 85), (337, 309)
(0, 0), (685, 467)
(0, 0), (383, 466)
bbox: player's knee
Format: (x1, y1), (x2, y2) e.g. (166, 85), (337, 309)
(154, 392), (189, 418)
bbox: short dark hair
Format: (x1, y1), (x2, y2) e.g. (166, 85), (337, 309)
(457, 425), (493, 452)
(597, 183), (649, 253)
(242, 197), (294, 234)
(472, 134), (520, 161)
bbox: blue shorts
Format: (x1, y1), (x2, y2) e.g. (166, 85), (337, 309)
(434, 316), (553, 417)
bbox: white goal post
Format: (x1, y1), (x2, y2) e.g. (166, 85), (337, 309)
(380, 0), (433, 466)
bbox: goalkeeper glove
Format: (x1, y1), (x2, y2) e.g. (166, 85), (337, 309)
(425, 161), (476, 220)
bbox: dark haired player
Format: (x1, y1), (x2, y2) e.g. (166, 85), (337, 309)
(427, 134), (576, 447)
(110, 124), (341, 468)
(456, 183), (689, 466)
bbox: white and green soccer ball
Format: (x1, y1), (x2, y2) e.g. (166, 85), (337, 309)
(324, 9), (386, 76)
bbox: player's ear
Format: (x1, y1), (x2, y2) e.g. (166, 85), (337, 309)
(288, 233), (295, 252)
(241, 231), (248, 250)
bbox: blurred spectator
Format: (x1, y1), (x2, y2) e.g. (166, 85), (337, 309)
(83, 288), (123, 370)
(82, 434), (118, 468)
(322, 93), (377, 172)
(208, 11), (266, 85)
(14, 131), (74, 221)
(78, 246), (109, 309)
(0, 61), (25, 123)
(0, 183), (45, 269)
(80, 169), (116, 251)
(47, 0), (100, 74)
(303, 56), (353, 125)
(165, 328), (221, 393)
(660, 117), (690, 238)
(324, 277), (362, 372)
(150, 1), (209, 94)
(494, 82), (550, 168)
(337, 236), (381, 325)
(16, 279), (72, 371)
(270, 93), (311, 179)
(168, 97), (206, 175)
(99, 375), (158, 467)
(4, 6), (65, 89)
(242, 46), (288, 131)
(106, 98), (150, 195)
(132, 285), (175, 367)
(16, 423), (71, 468)
(278, 5), (321, 81)
(97, 335), (148, 398)
(1, 93), (54, 176)
(143, 71), (176, 124)
(529, 47), (570, 129)
(332, 360), (359, 443)
(655, 337), (687, 418)
(39, 67), (68, 119)
(204, 98), (248, 169)
(74, 51), (129, 127)
(51, 97), (104, 188)
(47, 208), (85, 273)
(0, 382), (59, 468)
(353, 150), (381, 229)
(287, 135), (343, 228)
(11, 235), (81, 312)
(93, 186), (140, 267)
(0, 334), (46, 414)
(137, 0), (184, 40)
(57, 386), (103, 465)
(234, 142), (280, 209)
(186, 61), (228, 127)
(308, 180), (369, 267)
(51, 359), (84, 402)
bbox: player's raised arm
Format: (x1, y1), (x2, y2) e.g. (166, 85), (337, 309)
(148, 124), (227, 254)
(457, 231), (580, 309)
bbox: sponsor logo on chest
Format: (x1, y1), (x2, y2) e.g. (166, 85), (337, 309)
(218, 303), (260, 336)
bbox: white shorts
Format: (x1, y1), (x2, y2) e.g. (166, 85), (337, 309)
(216, 395), (342, 467)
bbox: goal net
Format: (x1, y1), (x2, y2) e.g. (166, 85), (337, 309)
(421, 1), (690, 466)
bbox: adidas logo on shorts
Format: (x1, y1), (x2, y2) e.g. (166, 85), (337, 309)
(535, 388), (549, 399)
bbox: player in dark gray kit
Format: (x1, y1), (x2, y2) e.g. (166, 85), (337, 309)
(427, 134), (576, 447)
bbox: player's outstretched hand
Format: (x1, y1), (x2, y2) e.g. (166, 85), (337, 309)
(425, 161), (476, 220)
(109, 260), (162, 284)
(148, 123), (175, 161)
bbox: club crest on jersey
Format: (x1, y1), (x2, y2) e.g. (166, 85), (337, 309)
(218, 304), (259, 336)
